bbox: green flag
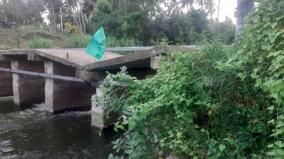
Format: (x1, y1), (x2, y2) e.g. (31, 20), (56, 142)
(85, 27), (106, 60)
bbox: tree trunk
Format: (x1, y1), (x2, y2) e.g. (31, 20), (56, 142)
(50, 0), (56, 28)
(77, 2), (86, 34)
(236, 0), (254, 35)
(217, 0), (220, 21)
(60, 7), (63, 31)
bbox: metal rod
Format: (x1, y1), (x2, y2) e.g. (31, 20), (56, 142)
(0, 67), (84, 83)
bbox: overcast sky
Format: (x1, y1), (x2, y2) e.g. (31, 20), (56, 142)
(213, 0), (237, 24)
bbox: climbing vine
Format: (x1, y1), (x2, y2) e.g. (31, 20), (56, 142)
(230, 0), (284, 157)
(97, 0), (284, 158)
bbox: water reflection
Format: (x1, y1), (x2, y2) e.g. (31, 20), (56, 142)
(0, 99), (115, 159)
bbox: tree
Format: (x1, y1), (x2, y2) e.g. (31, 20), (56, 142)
(208, 17), (235, 44)
(88, 0), (219, 45)
(0, 0), (45, 25)
(45, 0), (63, 29)
(63, 0), (93, 33)
(236, 0), (254, 35)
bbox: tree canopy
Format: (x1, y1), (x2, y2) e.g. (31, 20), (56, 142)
(89, 0), (235, 45)
(0, 0), (236, 45)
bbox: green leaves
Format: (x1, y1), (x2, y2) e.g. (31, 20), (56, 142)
(99, 1), (283, 158)
(229, 0), (284, 158)
(219, 144), (226, 152)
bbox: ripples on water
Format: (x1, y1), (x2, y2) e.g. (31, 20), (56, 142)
(0, 99), (115, 159)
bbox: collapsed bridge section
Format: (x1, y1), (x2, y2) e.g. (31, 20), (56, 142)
(0, 46), (195, 127)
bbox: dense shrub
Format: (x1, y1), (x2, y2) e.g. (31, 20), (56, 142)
(64, 33), (140, 48)
(65, 34), (91, 48)
(229, 0), (284, 157)
(96, 0), (283, 158)
(106, 37), (140, 47)
(27, 37), (53, 48)
(64, 34), (91, 48)
(64, 22), (79, 33)
(100, 44), (272, 158)
(208, 19), (235, 45)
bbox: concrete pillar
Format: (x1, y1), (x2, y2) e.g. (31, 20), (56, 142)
(91, 86), (119, 128)
(91, 87), (104, 128)
(45, 61), (95, 113)
(0, 61), (13, 97)
(11, 61), (45, 107)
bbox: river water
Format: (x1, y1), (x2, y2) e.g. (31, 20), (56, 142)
(0, 98), (115, 159)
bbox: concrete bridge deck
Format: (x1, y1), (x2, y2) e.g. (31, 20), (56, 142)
(0, 46), (195, 127)
(0, 49), (122, 68)
(37, 48), (122, 66)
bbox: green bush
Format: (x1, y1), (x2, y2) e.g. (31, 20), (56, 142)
(95, 0), (284, 158)
(64, 34), (91, 48)
(100, 44), (272, 158)
(229, 0), (284, 157)
(27, 37), (53, 48)
(106, 36), (140, 47)
(64, 34), (140, 48)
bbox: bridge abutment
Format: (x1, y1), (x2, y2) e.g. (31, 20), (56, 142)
(91, 86), (119, 128)
(0, 61), (13, 97)
(91, 87), (104, 128)
(11, 61), (45, 107)
(45, 61), (95, 113)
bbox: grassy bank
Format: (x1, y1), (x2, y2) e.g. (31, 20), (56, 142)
(0, 26), (67, 49)
(0, 25), (142, 50)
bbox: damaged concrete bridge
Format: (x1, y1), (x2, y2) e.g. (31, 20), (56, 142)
(0, 46), (194, 127)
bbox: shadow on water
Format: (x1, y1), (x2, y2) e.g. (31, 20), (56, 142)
(0, 98), (116, 159)
(0, 97), (19, 114)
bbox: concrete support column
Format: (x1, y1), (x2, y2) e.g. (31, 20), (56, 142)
(0, 61), (13, 97)
(91, 87), (104, 128)
(45, 61), (95, 113)
(11, 61), (45, 107)
(91, 86), (119, 128)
